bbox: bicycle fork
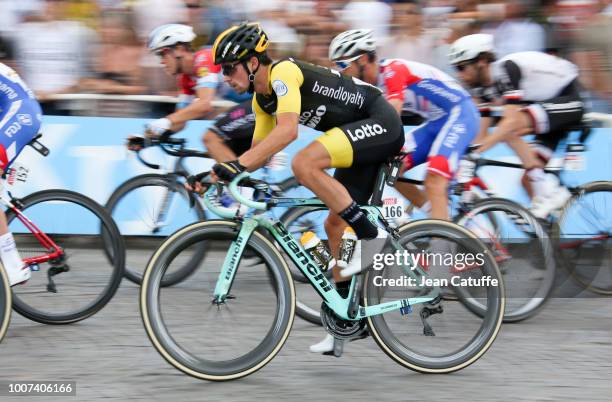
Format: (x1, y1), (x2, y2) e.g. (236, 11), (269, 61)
(211, 219), (258, 305)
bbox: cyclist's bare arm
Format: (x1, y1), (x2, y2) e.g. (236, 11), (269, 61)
(474, 115), (492, 144)
(165, 87), (216, 131)
(477, 104), (532, 153)
(239, 112), (298, 170)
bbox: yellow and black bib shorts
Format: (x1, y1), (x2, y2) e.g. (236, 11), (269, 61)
(317, 96), (404, 204)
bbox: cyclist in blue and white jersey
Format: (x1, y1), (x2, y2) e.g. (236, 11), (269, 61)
(0, 62), (43, 286)
(329, 29), (480, 222)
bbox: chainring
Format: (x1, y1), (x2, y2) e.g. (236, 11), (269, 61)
(320, 302), (366, 340)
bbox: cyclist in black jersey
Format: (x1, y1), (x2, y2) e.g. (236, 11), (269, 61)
(203, 99), (255, 161)
(210, 22), (403, 243)
(207, 23), (403, 324)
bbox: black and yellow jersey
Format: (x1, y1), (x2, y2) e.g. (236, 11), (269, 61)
(252, 58), (383, 141)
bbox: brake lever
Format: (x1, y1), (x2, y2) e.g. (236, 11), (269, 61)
(136, 150), (161, 170)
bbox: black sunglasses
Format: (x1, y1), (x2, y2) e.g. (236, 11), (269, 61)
(454, 62), (472, 72)
(221, 62), (240, 76)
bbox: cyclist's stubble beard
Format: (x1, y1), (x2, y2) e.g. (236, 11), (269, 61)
(475, 63), (491, 89)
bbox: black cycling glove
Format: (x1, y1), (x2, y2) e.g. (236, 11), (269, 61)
(212, 160), (246, 182)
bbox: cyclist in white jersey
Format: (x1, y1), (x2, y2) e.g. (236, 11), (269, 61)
(449, 34), (584, 218)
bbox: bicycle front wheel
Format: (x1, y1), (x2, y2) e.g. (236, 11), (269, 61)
(7, 190), (125, 324)
(455, 198), (556, 322)
(106, 174), (207, 286)
(0, 267), (11, 343)
(141, 220), (295, 381)
(555, 181), (612, 294)
(364, 219), (504, 373)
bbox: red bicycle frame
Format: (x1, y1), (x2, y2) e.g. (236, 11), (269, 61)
(8, 204), (64, 265)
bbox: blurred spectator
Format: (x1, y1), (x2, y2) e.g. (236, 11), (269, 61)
(572, 0), (612, 112)
(201, 0), (238, 46)
(11, 0), (98, 112)
(131, 0), (188, 42)
(133, 0), (189, 96)
(0, 0), (44, 34)
(79, 11), (145, 95)
(338, 0), (392, 42)
(0, 35), (15, 69)
(183, 0), (206, 45)
(302, 34), (336, 67)
(65, 0), (101, 28)
(378, 3), (437, 65)
(484, 1), (546, 57)
(256, 4), (301, 58)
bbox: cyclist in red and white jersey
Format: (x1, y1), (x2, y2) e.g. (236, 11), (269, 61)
(145, 24), (220, 134)
(132, 24), (255, 163)
(449, 34), (584, 218)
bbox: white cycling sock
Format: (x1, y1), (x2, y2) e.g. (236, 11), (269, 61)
(0, 232), (28, 285)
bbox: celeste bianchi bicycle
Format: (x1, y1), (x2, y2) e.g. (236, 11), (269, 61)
(140, 157), (505, 381)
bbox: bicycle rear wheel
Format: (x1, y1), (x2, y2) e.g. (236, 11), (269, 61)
(364, 220), (504, 373)
(555, 181), (612, 294)
(0, 267), (11, 343)
(141, 220), (295, 381)
(455, 198), (556, 322)
(7, 190), (125, 324)
(106, 174), (207, 286)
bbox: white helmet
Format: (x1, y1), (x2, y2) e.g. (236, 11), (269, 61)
(448, 34), (495, 65)
(147, 24), (196, 52)
(329, 29), (376, 61)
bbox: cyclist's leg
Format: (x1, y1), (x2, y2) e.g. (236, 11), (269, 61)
(0, 100), (41, 286)
(394, 122), (438, 213)
(203, 99), (254, 161)
(424, 102), (479, 220)
(292, 99), (403, 239)
(311, 165), (380, 354)
(523, 80), (584, 216)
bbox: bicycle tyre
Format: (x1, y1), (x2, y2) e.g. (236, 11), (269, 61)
(364, 219), (504, 373)
(554, 181), (612, 295)
(455, 197), (556, 322)
(7, 190), (125, 324)
(140, 220), (295, 381)
(105, 174), (207, 286)
(0, 266), (11, 343)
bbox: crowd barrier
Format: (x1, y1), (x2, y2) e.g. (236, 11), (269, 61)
(6, 114), (611, 234)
